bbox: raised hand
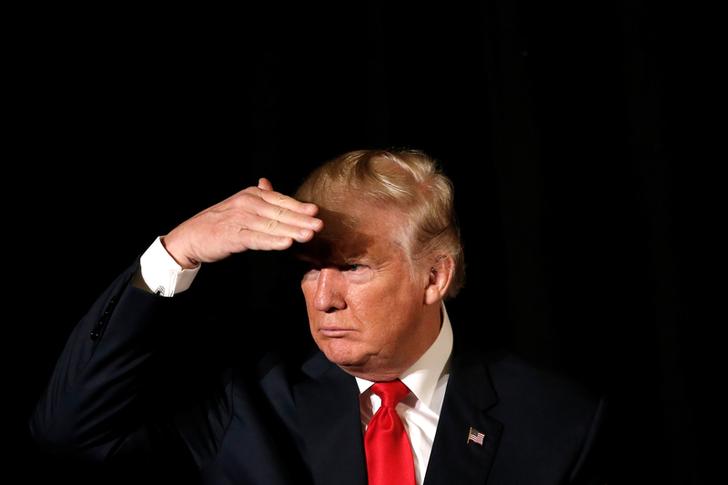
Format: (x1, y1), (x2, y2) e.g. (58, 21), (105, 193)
(162, 178), (323, 268)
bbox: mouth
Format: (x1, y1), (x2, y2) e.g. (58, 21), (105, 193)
(318, 327), (356, 338)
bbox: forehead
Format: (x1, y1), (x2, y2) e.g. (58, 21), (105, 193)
(299, 203), (408, 263)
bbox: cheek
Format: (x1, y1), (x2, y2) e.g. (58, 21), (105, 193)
(352, 277), (420, 311)
(347, 286), (412, 333)
(300, 281), (317, 306)
(300, 284), (311, 303)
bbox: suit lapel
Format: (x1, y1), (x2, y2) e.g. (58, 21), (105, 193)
(424, 352), (503, 485)
(293, 351), (367, 485)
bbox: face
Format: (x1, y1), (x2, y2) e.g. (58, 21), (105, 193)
(298, 204), (442, 380)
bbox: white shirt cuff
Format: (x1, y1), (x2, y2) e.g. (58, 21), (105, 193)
(139, 237), (200, 297)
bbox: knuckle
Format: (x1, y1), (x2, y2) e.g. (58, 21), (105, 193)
(240, 187), (257, 198)
(265, 219), (279, 231)
(232, 193), (251, 208)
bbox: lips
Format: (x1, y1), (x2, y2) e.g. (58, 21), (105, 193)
(318, 327), (355, 337)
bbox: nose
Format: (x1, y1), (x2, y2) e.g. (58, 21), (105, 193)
(313, 268), (347, 312)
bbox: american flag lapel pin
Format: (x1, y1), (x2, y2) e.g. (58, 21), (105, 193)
(467, 426), (485, 446)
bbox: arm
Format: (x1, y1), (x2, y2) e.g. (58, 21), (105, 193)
(29, 178), (323, 465)
(569, 395), (609, 485)
(30, 261), (184, 460)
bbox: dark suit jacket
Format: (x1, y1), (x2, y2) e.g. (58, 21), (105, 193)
(30, 262), (606, 485)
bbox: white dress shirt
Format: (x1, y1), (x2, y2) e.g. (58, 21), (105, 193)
(138, 237), (200, 296)
(140, 237), (454, 484)
(355, 308), (453, 485)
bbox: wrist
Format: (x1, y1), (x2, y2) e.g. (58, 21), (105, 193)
(160, 236), (199, 269)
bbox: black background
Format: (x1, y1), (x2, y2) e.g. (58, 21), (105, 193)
(11, 2), (717, 484)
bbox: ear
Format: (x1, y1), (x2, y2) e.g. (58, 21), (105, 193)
(424, 254), (455, 305)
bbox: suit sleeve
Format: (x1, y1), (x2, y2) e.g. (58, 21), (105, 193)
(28, 259), (232, 472)
(568, 395), (609, 485)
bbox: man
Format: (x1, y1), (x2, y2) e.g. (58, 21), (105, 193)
(31, 149), (605, 484)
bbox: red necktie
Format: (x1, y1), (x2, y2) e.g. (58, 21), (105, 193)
(364, 380), (416, 485)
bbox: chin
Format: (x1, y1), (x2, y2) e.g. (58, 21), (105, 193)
(318, 341), (367, 368)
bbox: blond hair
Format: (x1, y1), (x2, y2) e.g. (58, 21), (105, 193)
(295, 149), (464, 298)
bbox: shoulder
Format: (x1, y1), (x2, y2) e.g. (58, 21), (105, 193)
(480, 350), (605, 438)
(229, 341), (320, 392)
(487, 352), (599, 409)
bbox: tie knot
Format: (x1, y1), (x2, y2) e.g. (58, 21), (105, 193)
(371, 379), (410, 407)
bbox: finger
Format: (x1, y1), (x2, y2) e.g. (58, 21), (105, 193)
(258, 177), (273, 191)
(244, 214), (317, 243)
(257, 188), (319, 217)
(239, 230), (294, 251)
(254, 202), (323, 232)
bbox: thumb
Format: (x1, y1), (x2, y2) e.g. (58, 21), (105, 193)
(257, 177), (274, 191)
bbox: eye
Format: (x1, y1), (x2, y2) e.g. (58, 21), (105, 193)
(343, 263), (365, 272)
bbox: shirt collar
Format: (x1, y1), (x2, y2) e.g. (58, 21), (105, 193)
(355, 303), (454, 411)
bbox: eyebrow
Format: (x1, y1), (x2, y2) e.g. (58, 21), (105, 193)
(294, 251), (372, 267)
